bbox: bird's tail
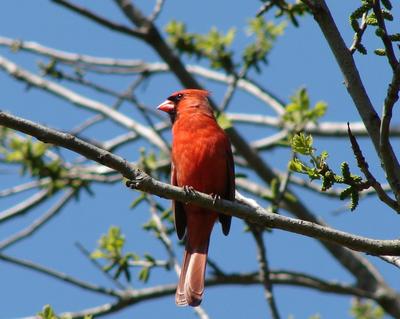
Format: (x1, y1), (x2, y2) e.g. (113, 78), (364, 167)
(175, 243), (209, 307)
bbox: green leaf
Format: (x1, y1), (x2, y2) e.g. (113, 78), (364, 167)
(37, 305), (57, 319)
(356, 43), (367, 55)
(32, 142), (48, 157)
(381, 9), (393, 21)
(138, 267), (150, 283)
(388, 33), (400, 41)
(216, 112), (233, 130)
(340, 186), (353, 200)
(341, 162), (351, 180)
(90, 249), (106, 259)
(350, 299), (384, 319)
(374, 48), (386, 56)
(288, 157), (307, 173)
(381, 0), (392, 10)
(130, 193), (146, 209)
(291, 133), (314, 155)
(144, 253), (156, 264)
(350, 3), (372, 20)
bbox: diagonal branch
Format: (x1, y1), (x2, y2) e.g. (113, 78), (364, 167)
(2, 110), (400, 256)
(302, 0), (400, 215)
(0, 188), (50, 223)
(0, 253), (121, 298)
(51, 0), (146, 38)
(379, 63), (400, 203)
(372, 0), (398, 70)
(0, 189), (76, 250)
(249, 225), (281, 319)
(0, 55), (169, 153)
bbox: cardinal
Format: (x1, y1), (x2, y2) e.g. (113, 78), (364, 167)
(157, 89), (235, 307)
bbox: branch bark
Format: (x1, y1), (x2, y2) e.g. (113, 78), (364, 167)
(2, 111), (400, 256)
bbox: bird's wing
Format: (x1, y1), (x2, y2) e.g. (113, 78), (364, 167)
(219, 140), (235, 236)
(172, 162), (187, 240)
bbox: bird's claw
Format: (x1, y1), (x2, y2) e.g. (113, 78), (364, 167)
(211, 193), (221, 205)
(126, 180), (139, 189)
(183, 185), (196, 197)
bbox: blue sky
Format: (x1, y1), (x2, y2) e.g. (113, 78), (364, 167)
(0, 1), (399, 318)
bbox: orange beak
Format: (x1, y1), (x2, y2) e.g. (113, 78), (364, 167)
(157, 99), (175, 113)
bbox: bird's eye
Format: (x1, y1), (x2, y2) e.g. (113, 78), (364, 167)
(168, 93), (184, 103)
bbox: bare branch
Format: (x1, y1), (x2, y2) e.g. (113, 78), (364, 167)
(347, 123), (399, 212)
(378, 255), (400, 269)
(0, 36), (144, 68)
(148, 0), (165, 22)
(0, 188), (50, 223)
(349, 12), (368, 54)
(372, 0), (398, 70)
(0, 189), (75, 250)
(0, 36), (285, 114)
(0, 253), (121, 297)
(249, 226), (281, 319)
(51, 269), (375, 318)
(75, 242), (126, 290)
(0, 55), (169, 153)
(51, 0), (146, 38)
(0, 179), (49, 197)
(2, 111), (400, 256)
(226, 114), (400, 137)
(301, 1), (380, 152)
(380, 63), (400, 203)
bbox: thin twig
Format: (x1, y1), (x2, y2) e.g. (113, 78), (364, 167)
(0, 36), (285, 114)
(0, 55), (169, 153)
(219, 65), (249, 112)
(0, 188), (50, 223)
(53, 268), (375, 319)
(75, 242), (126, 290)
(347, 123), (399, 212)
(349, 12), (368, 54)
(0, 253), (122, 297)
(377, 255), (400, 269)
(0, 189), (75, 250)
(51, 0), (146, 38)
(372, 0), (398, 70)
(227, 113), (400, 137)
(0, 179), (49, 197)
(379, 63), (400, 204)
(148, 0), (165, 22)
(249, 225), (281, 319)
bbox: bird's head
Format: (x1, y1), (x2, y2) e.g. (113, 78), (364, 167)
(157, 89), (212, 123)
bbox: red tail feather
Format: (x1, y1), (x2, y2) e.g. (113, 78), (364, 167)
(176, 245), (208, 307)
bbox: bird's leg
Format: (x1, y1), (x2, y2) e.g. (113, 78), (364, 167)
(210, 193), (221, 205)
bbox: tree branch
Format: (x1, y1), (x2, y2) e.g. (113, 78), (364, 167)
(0, 189), (75, 250)
(0, 55), (169, 153)
(2, 111), (400, 256)
(303, 0), (400, 226)
(0, 188), (50, 223)
(51, 0), (146, 38)
(249, 226), (281, 319)
(0, 253), (121, 298)
(372, 0), (398, 70)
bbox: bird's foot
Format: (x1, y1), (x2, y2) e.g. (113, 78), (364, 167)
(126, 180), (139, 189)
(210, 193), (221, 205)
(183, 185), (196, 198)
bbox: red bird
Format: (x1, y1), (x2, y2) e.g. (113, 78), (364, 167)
(157, 89), (235, 307)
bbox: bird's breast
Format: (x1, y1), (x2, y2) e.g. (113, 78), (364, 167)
(172, 119), (228, 196)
